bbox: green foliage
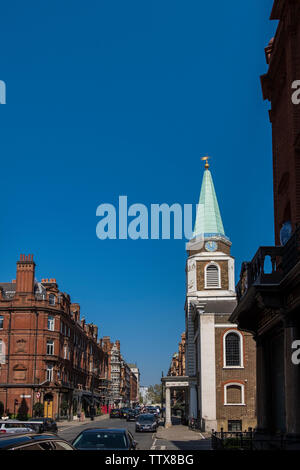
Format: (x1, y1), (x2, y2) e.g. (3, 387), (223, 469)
(146, 384), (163, 404)
(60, 400), (69, 416)
(33, 402), (44, 417)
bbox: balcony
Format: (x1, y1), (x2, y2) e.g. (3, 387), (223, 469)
(236, 226), (300, 302)
(232, 226), (300, 333)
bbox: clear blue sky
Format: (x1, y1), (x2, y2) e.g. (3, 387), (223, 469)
(0, 1), (277, 385)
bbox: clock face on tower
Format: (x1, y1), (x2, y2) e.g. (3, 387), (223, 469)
(205, 241), (217, 252)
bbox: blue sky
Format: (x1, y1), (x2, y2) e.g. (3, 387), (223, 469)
(0, 1), (277, 385)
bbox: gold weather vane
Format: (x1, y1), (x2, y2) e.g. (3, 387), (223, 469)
(201, 156), (211, 169)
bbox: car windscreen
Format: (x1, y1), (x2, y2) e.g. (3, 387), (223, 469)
(73, 432), (128, 449)
(138, 415), (155, 422)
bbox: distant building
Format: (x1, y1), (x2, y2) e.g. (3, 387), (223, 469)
(128, 363), (140, 404)
(139, 386), (149, 404)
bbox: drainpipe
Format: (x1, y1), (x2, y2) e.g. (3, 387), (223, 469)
(5, 311), (12, 412)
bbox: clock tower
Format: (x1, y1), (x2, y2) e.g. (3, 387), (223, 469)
(184, 160), (256, 432)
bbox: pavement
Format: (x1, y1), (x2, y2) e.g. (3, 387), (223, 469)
(57, 414), (108, 429)
(152, 419), (212, 450)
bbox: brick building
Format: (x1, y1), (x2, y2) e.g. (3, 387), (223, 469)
(185, 161), (257, 432)
(230, 0), (300, 448)
(102, 336), (137, 408)
(168, 333), (186, 377)
(0, 254), (109, 420)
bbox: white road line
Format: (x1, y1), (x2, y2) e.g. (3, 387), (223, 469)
(199, 433), (206, 439)
(161, 445), (166, 450)
(151, 438), (157, 450)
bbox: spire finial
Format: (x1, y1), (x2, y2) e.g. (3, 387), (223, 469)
(201, 155), (211, 170)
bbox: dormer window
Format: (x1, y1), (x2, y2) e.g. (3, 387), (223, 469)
(205, 263), (221, 288)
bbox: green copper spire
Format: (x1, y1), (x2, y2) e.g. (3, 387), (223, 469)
(193, 159), (226, 239)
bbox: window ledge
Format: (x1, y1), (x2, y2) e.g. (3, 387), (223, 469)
(223, 366), (244, 369)
(224, 403), (246, 406)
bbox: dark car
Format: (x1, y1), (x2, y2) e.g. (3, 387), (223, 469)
(72, 428), (137, 450)
(109, 409), (120, 418)
(0, 433), (74, 450)
(135, 413), (157, 432)
(119, 408), (131, 419)
(30, 418), (58, 433)
(126, 410), (138, 422)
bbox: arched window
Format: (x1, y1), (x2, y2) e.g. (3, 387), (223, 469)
(49, 294), (56, 306)
(224, 331), (243, 367)
(205, 263), (220, 288)
(224, 383), (245, 405)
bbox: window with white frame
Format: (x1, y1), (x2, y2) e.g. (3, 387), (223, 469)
(205, 263), (220, 288)
(48, 315), (54, 331)
(0, 316), (3, 329)
(224, 330), (243, 367)
(224, 383), (245, 405)
(46, 364), (53, 382)
(46, 340), (54, 355)
(49, 294), (55, 305)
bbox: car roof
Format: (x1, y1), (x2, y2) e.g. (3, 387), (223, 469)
(78, 428), (127, 434)
(0, 433), (60, 448)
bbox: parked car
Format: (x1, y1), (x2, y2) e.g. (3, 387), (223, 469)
(109, 409), (120, 419)
(126, 410), (138, 422)
(30, 418), (58, 433)
(72, 428), (137, 450)
(0, 421), (36, 435)
(135, 414), (157, 432)
(0, 433), (75, 450)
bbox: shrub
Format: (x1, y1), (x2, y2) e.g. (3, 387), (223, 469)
(33, 402), (44, 417)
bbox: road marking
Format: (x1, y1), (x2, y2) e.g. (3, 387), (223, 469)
(151, 438), (157, 450)
(199, 433), (206, 439)
(161, 445), (166, 449)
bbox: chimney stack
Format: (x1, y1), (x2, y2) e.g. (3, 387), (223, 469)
(16, 254), (35, 294)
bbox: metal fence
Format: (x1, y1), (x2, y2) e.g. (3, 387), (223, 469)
(211, 429), (300, 451)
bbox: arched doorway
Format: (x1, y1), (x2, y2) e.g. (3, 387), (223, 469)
(44, 393), (53, 418)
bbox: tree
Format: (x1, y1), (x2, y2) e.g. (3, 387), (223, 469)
(33, 402), (44, 417)
(146, 384), (163, 404)
(60, 400), (69, 416)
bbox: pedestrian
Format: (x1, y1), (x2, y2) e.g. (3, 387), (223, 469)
(77, 410), (81, 421)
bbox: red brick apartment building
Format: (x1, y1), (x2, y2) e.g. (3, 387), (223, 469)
(231, 0), (300, 449)
(0, 254), (109, 420)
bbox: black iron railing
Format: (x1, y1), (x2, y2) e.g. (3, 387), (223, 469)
(236, 226), (300, 302)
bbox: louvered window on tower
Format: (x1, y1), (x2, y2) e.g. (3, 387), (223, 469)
(205, 264), (220, 288)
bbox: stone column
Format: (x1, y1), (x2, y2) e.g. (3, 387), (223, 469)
(284, 317), (300, 436)
(189, 384), (197, 419)
(255, 335), (270, 433)
(165, 387), (172, 428)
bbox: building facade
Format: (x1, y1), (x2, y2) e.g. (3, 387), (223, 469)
(102, 337), (136, 408)
(0, 254), (109, 420)
(128, 363), (140, 405)
(185, 162), (257, 432)
(230, 0), (300, 448)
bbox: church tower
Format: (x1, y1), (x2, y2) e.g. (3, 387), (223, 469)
(185, 159), (256, 432)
